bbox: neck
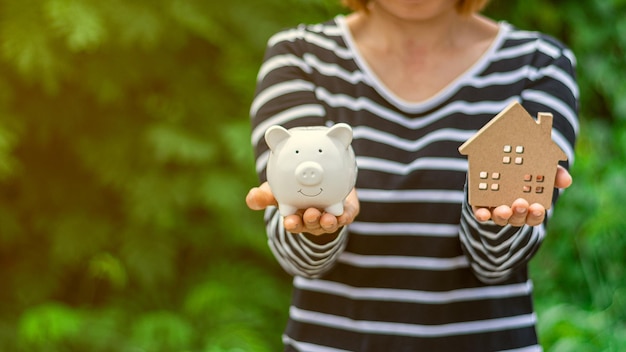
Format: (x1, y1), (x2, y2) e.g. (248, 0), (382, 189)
(350, 3), (474, 54)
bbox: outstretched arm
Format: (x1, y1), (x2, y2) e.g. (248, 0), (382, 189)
(460, 165), (573, 284)
(246, 182), (359, 278)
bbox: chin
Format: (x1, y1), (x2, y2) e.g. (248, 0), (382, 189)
(373, 0), (457, 20)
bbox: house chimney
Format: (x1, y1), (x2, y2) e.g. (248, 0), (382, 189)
(537, 112), (553, 136)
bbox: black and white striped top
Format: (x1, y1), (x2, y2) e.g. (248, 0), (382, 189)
(250, 15), (578, 352)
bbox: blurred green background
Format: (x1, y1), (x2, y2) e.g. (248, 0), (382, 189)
(0, 0), (624, 351)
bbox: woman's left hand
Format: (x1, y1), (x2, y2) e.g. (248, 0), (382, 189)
(472, 165), (572, 227)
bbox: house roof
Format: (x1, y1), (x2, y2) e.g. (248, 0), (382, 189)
(458, 101), (567, 162)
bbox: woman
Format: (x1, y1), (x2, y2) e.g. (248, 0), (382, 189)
(247, 0), (578, 350)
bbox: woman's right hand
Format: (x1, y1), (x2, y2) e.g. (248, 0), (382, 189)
(246, 182), (360, 236)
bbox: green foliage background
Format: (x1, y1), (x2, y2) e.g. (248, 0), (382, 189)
(0, 0), (623, 350)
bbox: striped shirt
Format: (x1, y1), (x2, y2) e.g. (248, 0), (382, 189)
(250, 15), (578, 352)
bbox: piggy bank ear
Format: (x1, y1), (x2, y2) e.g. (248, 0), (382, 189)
(327, 123), (353, 148)
(265, 125), (291, 151)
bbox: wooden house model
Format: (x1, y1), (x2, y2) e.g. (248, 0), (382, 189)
(458, 101), (567, 209)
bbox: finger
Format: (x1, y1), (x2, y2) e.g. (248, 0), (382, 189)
(509, 198), (530, 227)
(320, 212), (339, 232)
(302, 208), (323, 231)
(473, 207), (493, 222)
(283, 214), (303, 234)
(338, 201), (358, 227)
(555, 165), (573, 189)
(526, 203), (545, 226)
(337, 189), (360, 226)
(492, 205), (513, 226)
(245, 187), (265, 210)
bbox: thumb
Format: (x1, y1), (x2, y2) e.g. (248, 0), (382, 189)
(555, 165), (573, 189)
(246, 183), (277, 210)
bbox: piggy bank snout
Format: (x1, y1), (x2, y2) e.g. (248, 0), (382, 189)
(295, 161), (324, 186)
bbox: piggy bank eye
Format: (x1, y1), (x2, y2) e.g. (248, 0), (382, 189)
(294, 150), (299, 154)
(318, 149), (323, 153)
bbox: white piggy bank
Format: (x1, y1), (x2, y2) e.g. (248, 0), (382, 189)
(265, 123), (357, 217)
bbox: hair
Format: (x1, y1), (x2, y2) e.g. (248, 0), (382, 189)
(341, 0), (490, 16)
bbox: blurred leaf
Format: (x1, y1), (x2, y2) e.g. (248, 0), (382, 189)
(203, 325), (271, 352)
(0, 123), (17, 179)
(45, 0), (107, 52)
(18, 303), (83, 346)
(146, 123), (217, 164)
(121, 232), (177, 288)
(130, 311), (193, 351)
(537, 304), (624, 351)
(0, 15), (60, 90)
(89, 252), (128, 289)
(219, 122), (256, 170)
(168, 0), (224, 44)
(102, 1), (166, 49)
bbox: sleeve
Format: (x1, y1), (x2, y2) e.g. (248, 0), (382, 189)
(458, 35), (579, 284)
(265, 207), (349, 278)
(250, 26), (349, 278)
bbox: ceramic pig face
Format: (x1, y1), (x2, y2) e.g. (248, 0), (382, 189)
(265, 123), (357, 217)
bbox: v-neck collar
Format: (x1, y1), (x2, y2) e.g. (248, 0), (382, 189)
(335, 15), (510, 113)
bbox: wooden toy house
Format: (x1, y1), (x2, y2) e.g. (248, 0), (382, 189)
(458, 101), (567, 209)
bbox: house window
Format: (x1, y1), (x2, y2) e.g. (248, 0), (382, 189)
(521, 175), (547, 194)
(522, 185), (544, 194)
(478, 171), (500, 191)
(502, 145), (524, 165)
